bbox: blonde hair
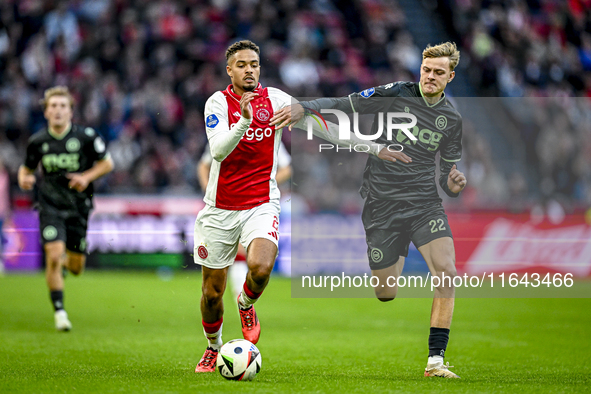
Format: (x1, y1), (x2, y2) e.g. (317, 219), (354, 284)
(422, 42), (460, 71)
(40, 86), (75, 110)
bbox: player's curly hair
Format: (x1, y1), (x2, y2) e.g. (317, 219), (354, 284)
(422, 42), (460, 71)
(40, 86), (75, 110)
(225, 40), (260, 64)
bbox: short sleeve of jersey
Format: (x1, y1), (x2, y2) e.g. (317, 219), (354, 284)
(84, 127), (109, 162)
(24, 135), (42, 170)
(440, 116), (462, 162)
(348, 82), (404, 114)
(204, 92), (230, 140)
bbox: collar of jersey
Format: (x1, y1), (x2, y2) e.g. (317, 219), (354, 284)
(417, 83), (445, 108)
(48, 123), (72, 140)
(225, 83), (263, 102)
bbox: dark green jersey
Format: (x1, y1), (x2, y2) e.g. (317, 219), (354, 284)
(24, 124), (109, 212)
(300, 82), (462, 203)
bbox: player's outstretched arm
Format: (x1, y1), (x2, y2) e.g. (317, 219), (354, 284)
(270, 97), (353, 130)
(293, 115), (411, 163)
(18, 165), (36, 191)
(67, 156), (114, 192)
(269, 103), (304, 130)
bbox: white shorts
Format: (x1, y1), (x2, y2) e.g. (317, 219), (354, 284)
(193, 200), (281, 269)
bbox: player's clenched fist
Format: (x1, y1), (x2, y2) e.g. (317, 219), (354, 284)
(447, 164), (467, 193)
(240, 91), (258, 119)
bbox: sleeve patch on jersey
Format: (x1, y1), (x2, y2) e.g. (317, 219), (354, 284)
(360, 87), (375, 98)
(94, 137), (106, 153)
(206, 114), (220, 128)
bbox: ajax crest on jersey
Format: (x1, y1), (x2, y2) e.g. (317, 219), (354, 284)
(256, 108), (270, 122)
(217, 339), (262, 381)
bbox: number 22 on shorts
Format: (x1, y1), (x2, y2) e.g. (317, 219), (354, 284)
(429, 218), (446, 233)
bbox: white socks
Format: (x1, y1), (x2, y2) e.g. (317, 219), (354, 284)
(238, 291), (256, 310)
(204, 323), (223, 351)
(428, 355), (444, 366)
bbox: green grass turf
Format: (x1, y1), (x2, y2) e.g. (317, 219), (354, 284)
(0, 270), (589, 393)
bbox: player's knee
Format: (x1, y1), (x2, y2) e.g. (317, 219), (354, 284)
(439, 262), (457, 278)
(374, 286), (397, 302)
(46, 253), (63, 269)
(446, 265), (457, 278)
(248, 262), (273, 285)
(202, 286), (224, 307)
(377, 297), (395, 302)
(69, 263), (84, 276)
(202, 280), (225, 306)
(67, 254), (86, 275)
(70, 268), (82, 276)
(433, 258), (457, 279)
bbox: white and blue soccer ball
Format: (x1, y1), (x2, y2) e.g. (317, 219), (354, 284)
(217, 339), (262, 381)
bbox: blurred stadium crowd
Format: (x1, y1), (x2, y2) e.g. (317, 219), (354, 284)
(0, 0), (590, 212)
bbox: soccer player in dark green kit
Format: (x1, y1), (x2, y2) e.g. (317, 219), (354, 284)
(18, 86), (114, 331)
(271, 42), (467, 378)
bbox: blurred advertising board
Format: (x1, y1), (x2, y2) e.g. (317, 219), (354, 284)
(1, 211), (42, 271)
(86, 196), (291, 271)
(451, 211), (591, 277)
(4, 197), (590, 277)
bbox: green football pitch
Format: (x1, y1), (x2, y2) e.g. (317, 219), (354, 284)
(1, 271), (589, 393)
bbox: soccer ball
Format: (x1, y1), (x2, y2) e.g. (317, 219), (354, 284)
(217, 339), (262, 381)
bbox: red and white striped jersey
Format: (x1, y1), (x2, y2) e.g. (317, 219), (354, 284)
(203, 84), (292, 210)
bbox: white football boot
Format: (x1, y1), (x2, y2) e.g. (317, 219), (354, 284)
(424, 358), (460, 378)
(54, 310), (72, 332)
